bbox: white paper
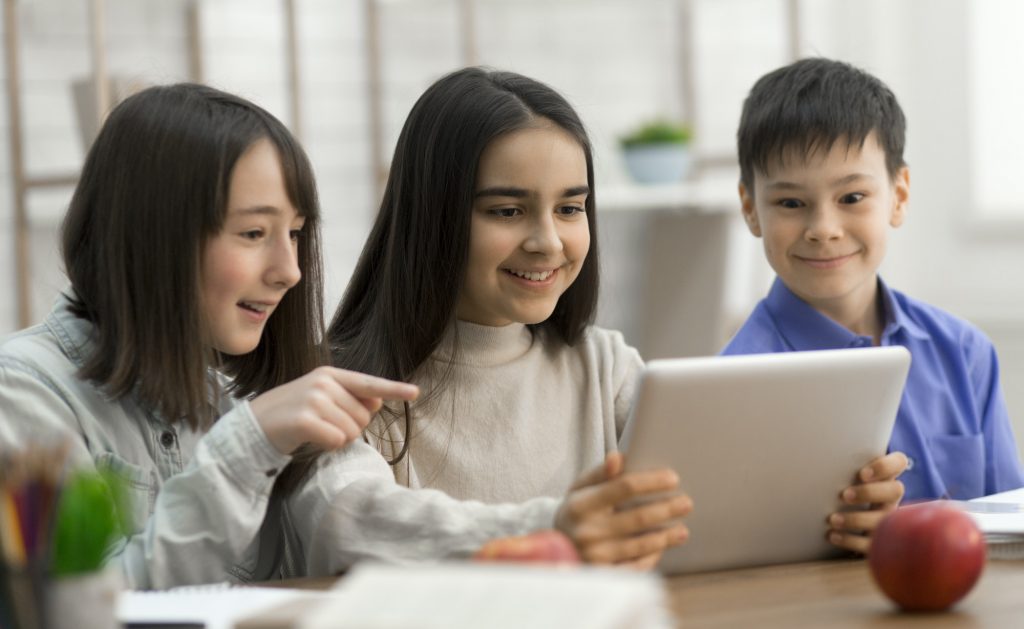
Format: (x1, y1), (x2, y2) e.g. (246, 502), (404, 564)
(117, 584), (326, 629)
(965, 488), (1024, 535)
(299, 563), (673, 629)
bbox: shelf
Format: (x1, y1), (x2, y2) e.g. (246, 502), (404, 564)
(598, 174), (739, 214)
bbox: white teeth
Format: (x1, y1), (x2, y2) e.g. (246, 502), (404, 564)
(241, 302), (269, 312)
(508, 269), (553, 281)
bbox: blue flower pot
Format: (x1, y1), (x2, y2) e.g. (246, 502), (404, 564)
(622, 144), (692, 184)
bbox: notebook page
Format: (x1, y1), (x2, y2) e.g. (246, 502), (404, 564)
(298, 563), (673, 629)
(966, 489), (1024, 560)
(117, 584), (326, 629)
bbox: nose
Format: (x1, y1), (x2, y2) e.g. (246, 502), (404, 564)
(266, 234), (302, 289)
(804, 204), (843, 243)
(523, 212), (564, 256)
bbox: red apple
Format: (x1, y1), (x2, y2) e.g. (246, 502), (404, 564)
(473, 529), (580, 565)
(868, 502), (986, 612)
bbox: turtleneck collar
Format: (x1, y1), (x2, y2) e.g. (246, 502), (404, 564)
(431, 319), (535, 367)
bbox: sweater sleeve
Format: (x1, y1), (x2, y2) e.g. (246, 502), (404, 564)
(608, 331), (645, 441)
(0, 361), (290, 589)
(287, 439), (560, 576)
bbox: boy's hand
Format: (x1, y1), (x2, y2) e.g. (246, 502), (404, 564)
(554, 452), (692, 570)
(827, 451), (909, 554)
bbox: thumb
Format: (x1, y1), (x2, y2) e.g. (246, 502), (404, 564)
(570, 451), (624, 490)
(604, 451), (625, 479)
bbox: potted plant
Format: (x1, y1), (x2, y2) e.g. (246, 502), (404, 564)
(619, 119), (694, 184)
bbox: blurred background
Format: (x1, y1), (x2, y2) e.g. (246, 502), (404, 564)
(1, 0), (1022, 452)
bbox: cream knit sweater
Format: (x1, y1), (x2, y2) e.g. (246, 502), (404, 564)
(285, 321), (643, 575)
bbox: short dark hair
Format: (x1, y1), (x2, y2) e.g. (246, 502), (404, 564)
(62, 83), (325, 429)
(737, 57), (906, 191)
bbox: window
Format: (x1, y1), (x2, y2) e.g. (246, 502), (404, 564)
(968, 0), (1024, 219)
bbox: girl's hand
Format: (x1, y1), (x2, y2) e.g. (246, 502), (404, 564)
(250, 366), (419, 455)
(827, 451), (908, 554)
(554, 452), (692, 570)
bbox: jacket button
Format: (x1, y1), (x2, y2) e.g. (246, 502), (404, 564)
(160, 431), (176, 449)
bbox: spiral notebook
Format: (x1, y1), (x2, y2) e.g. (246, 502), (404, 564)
(964, 487), (1024, 560)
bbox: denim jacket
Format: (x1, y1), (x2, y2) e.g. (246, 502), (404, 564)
(0, 293), (291, 589)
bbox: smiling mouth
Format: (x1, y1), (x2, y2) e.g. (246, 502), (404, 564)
(796, 253), (856, 269)
(239, 301), (273, 314)
(503, 268), (557, 282)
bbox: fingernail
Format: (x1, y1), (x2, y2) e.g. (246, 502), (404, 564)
(830, 514), (844, 527)
(673, 527), (689, 544)
(829, 532), (842, 545)
(843, 488), (856, 502)
(861, 467), (874, 481)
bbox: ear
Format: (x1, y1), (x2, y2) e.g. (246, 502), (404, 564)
(739, 182), (762, 237)
(889, 166), (910, 228)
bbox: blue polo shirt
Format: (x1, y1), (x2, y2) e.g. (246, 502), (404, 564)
(722, 276), (1024, 501)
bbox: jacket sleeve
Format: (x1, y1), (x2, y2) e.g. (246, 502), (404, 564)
(287, 439), (560, 576)
(0, 362), (290, 589)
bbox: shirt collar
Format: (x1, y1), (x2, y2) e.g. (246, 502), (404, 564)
(764, 278), (860, 351)
(764, 277), (929, 350)
(43, 290), (231, 420)
(44, 290), (98, 370)
(878, 277), (931, 342)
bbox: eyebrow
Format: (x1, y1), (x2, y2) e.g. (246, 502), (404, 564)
(765, 173), (873, 191)
(474, 185), (590, 199)
(230, 205), (284, 216)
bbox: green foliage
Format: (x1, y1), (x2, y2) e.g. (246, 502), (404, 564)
(50, 470), (125, 576)
(620, 119), (693, 147)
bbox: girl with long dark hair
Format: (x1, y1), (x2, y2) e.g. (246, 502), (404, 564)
(280, 67), (692, 572)
(0, 84), (417, 588)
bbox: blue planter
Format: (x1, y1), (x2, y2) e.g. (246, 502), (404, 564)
(622, 144), (692, 184)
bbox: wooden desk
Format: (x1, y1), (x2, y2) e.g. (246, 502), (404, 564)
(667, 558), (1024, 628)
(268, 559), (1024, 627)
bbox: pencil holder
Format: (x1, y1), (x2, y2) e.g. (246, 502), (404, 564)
(47, 565), (121, 629)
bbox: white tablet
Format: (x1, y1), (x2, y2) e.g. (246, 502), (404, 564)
(621, 346), (911, 575)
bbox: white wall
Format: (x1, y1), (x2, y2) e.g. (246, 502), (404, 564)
(2, 0), (1022, 449)
(779, 0), (1024, 450)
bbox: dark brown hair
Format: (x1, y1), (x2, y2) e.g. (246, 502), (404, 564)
(277, 67), (600, 492)
(737, 57), (907, 193)
(61, 83), (325, 429)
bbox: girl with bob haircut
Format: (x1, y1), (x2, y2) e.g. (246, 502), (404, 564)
(0, 83), (417, 588)
(278, 67), (692, 573)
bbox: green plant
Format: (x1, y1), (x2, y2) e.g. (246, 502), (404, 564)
(50, 470), (126, 576)
(620, 119), (693, 148)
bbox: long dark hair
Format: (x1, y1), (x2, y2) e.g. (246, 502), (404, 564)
(277, 67), (600, 492)
(62, 83), (326, 429)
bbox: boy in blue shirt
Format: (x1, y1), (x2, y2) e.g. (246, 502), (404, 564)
(724, 58), (1024, 520)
